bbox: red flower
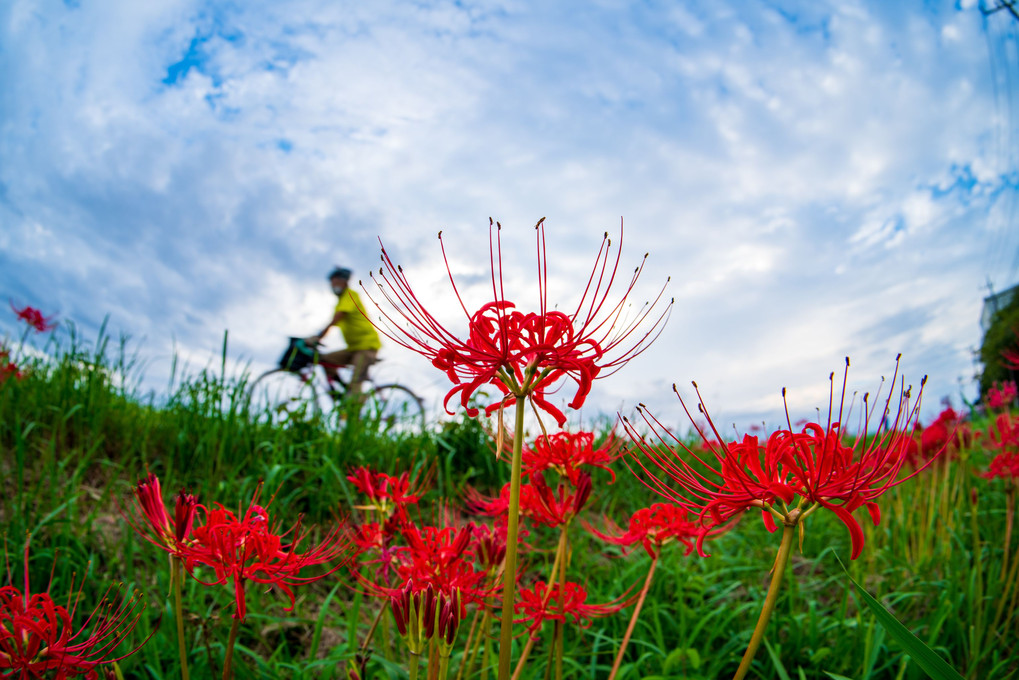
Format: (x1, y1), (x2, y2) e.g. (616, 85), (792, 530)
(0, 541), (151, 678)
(347, 466), (422, 519)
(122, 472), (197, 556)
(520, 471), (593, 528)
(394, 523), (491, 606)
(363, 218), (671, 427)
(523, 431), (623, 484)
(985, 451), (1019, 480)
(624, 357), (929, 559)
(464, 483), (515, 517)
(466, 474), (592, 530)
(987, 380), (1018, 411)
(514, 580), (629, 638)
(987, 411), (1019, 453)
(469, 522), (507, 573)
(181, 486), (352, 620)
(0, 351), (22, 383)
(586, 502), (714, 558)
(915, 406), (976, 462)
(11, 304), (56, 333)
(984, 412), (1019, 482)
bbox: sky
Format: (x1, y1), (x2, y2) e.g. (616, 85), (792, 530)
(2, 0), (1018, 434)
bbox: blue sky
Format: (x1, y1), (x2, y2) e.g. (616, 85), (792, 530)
(2, 0), (1017, 432)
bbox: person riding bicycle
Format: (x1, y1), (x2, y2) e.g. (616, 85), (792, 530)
(307, 266), (381, 398)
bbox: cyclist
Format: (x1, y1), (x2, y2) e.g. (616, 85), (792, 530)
(307, 266), (381, 398)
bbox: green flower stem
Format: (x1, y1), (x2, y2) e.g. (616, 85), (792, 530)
(223, 616), (241, 680)
(455, 605), (486, 680)
(480, 628), (492, 680)
(172, 557), (190, 680)
(512, 522), (570, 680)
(1002, 485), (1015, 582)
(408, 650), (421, 680)
(510, 637), (538, 680)
(554, 524), (568, 680)
(497, 394), (529, 680)
(732, 523), (796, 680)
(428, 641), (440, 680)
(969, 490), (985, 680)
(543, 632), (557, 680)
(607, 555), (659, 680)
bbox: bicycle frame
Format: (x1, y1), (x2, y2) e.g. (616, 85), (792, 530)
(257, 338), (425, 432)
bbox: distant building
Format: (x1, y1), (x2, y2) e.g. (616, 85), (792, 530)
(981, 283), (1019, 332)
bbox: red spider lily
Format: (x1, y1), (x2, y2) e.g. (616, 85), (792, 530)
(984, 412), (1019, 482)
(914, 406), (977, 464)
(347, 466), (422, 519)
(523, 430), (623, 484)
(985, 451), (1019, 480)
(470, 522), (507, 573)
(122, 472), (197, 556)
(514, 580), (630, 638)
(624, 357), (930, 559)
(11, 304), (56, 333)
(348, 515), (404, 557)
(362, 218), (672, 427)
(987, 411), (1019, 452)
(347, 519), (405, 588)
(521, 471), (593, 528)
(463, 483), (516, 517)
(353, 516), (494, 611)
(466, 472), (593, 529)
(987, 380), (1018, 411)
(0, 541), (152, 678)
(586, 502), (715, 558)
(392, 524), (491, 606)
(0, 351), (21, 383)
(181, 487), (352, 621)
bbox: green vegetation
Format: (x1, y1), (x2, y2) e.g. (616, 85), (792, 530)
(979, 290), (1019, 396)
(1, 326), (1017, 679)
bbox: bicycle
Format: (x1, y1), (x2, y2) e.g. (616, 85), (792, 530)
(250, 338), (426, 433)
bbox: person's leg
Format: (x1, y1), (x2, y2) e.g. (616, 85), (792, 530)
(348, 349), (378, 397)
(318, 348), (353, 383)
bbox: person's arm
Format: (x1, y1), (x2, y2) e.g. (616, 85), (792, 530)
(310, 310), (345, 345)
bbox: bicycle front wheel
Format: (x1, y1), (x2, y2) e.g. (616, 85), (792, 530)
(360, 383), (426, 434)
(249, 368), (324, 424)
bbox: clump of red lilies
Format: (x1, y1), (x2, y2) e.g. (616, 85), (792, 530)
(124, 473), (352, 680)
(0, 538), (153, 678)
(362, 217), (671, 680)
(623, 356), (934, 680)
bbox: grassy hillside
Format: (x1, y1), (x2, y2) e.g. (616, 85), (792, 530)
(1, 327), (1016, 679)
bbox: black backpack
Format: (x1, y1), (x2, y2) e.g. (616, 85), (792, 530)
(278, 337), (317, 372)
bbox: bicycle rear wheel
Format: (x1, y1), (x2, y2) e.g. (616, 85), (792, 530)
(359, 383), (426, 434)
(249, 368), (325, 424)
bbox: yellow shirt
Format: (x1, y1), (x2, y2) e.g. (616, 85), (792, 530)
(334, 288), (382, 350)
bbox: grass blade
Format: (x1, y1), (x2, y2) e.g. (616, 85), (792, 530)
(835, 555), (964, 680)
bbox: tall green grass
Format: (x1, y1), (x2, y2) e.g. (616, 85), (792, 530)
(1, 326), (1016, 679)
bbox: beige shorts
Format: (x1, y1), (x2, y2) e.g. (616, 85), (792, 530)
(319, 348), (378, 395)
